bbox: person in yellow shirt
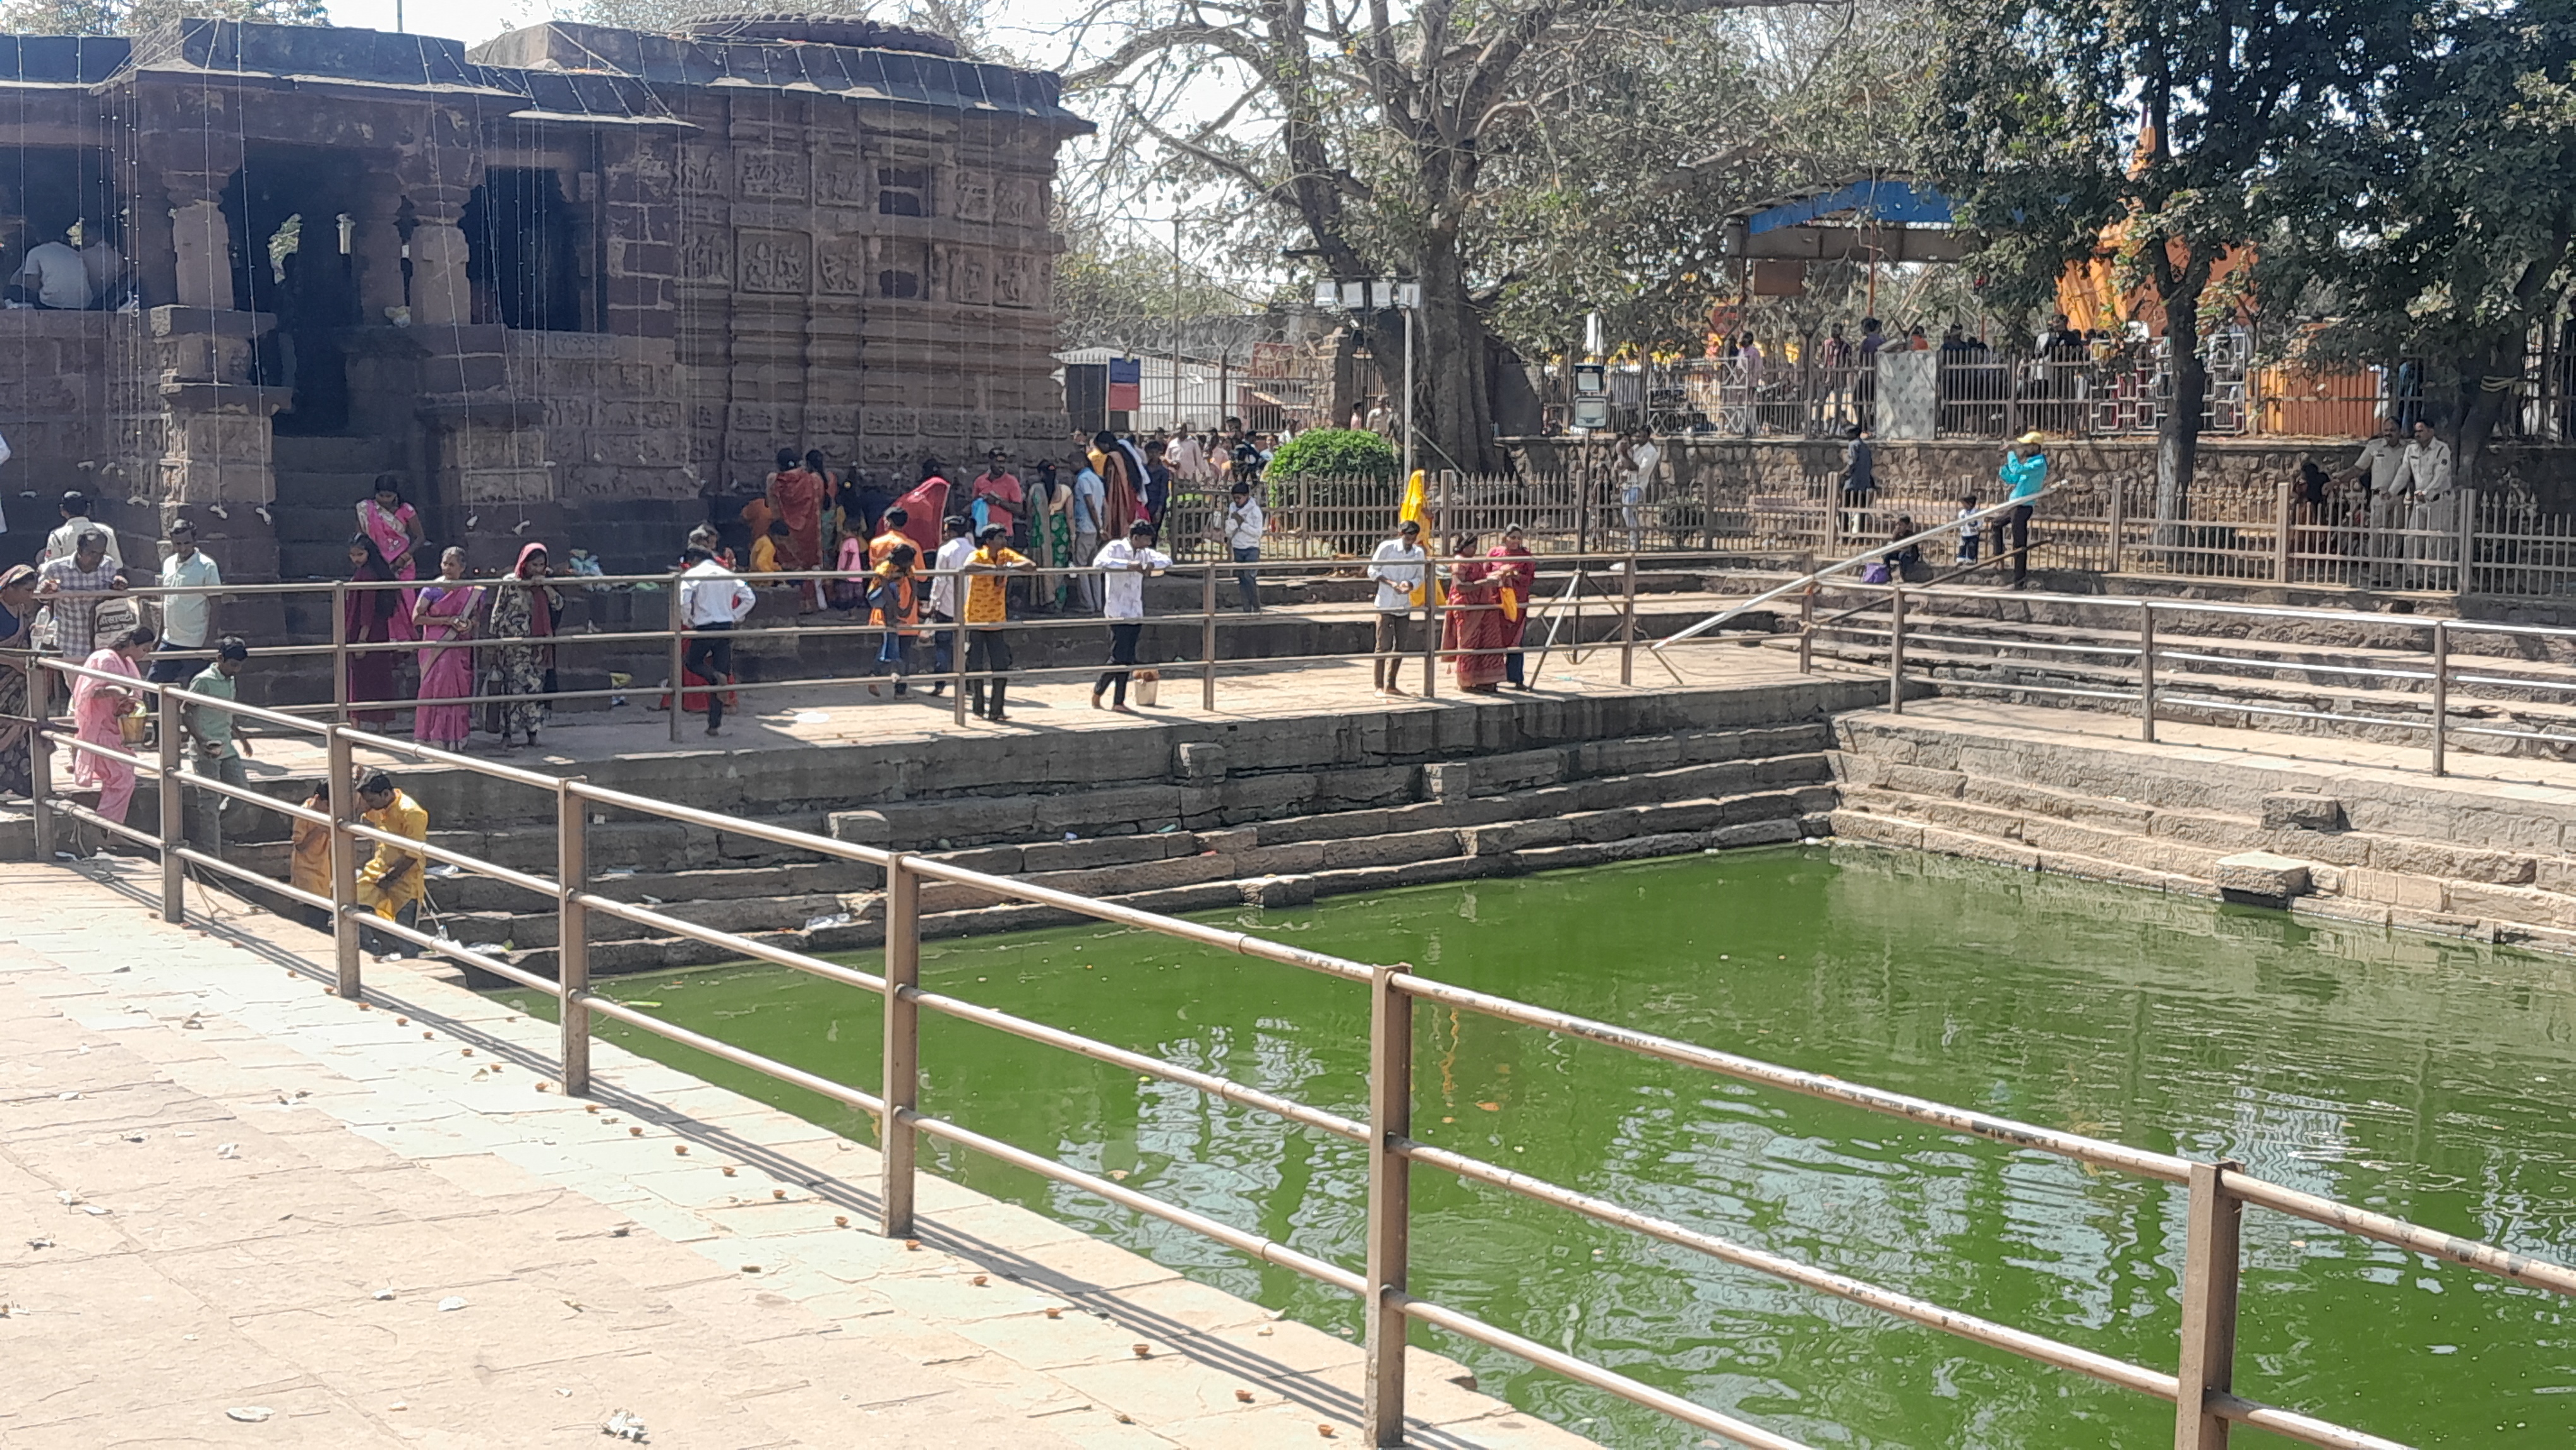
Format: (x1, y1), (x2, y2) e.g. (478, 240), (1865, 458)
(749, 518), (792, 575)
(960, 523), (1034, 721)
(353, 772), (430, 959)
(288, 780), (333, 932)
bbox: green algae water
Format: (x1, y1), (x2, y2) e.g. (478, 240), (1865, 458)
(500, 846), (2576, 1447)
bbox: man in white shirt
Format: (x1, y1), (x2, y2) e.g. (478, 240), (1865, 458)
(2403, 419), (2457, 587)
(1090, 520), (1172, 712)
(925, 514), (977, 695)
(1623, 431), (1661, 551)
(677, 546), (755, 736)
(41, 491), (120, 567)
(1366, 519), (1426, 697)
(1168, 429), (1207, 485)
(1220, 481), (1265, 611)
(2336, 417), (2409, 586)
(1068, 455), (1107, 613)
(151, 520), (221, 683)
(9, 230), (92, 310)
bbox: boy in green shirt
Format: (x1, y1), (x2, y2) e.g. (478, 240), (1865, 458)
(181, 637), (253, 855)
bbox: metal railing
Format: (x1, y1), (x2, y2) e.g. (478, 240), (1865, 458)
(6, 536), (1727, 748)
(1779, 583), (2576, 775)
(23, 651), (2576, 1450)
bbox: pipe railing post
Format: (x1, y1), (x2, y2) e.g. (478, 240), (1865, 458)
(1202, 559), (1219, 711)
(1797, 585), (1815, 675)
(951, 584), (970, 728)
(1887, 585), (1905, 714)
(2106, 476), (2125, 575)
(2174, 1159), (2245, 1450)
(326, 728), (362, 997)
(157, 683), (183, 923)
(330, 580), (349, 726)
(881, 854), (921, 1238)
(557, 778), (592, 1095)
(1620, 543), (1638, 686)
(2140, 602), (2158, 743)
(667, 566), (686, 745)
(2272, 478), (2294, 584)
(26, 661), (53, 861)
(1361, 964), (1414, 1447)
(2430, 620), (2449, 777)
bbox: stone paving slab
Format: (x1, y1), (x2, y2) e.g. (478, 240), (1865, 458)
(0, 860), (1600, 1449)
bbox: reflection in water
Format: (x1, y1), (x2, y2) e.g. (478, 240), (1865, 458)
(508, 846), (2576, 1447)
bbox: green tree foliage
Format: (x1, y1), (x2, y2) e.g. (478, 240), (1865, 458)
(0, 0), (323, 32)
(1063, 0), (1850, 473)
(1919, 0), (2406, 513)
(2256, 2), (2576, 486)
(1265, 426), (1395, 478)
(1052, 216), (1261, 352)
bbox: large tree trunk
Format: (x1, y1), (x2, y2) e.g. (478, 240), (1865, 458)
(2453, 335), (2519, 496)
(1414, 242), (1504, 474)
(2154, 303), (2203, 534)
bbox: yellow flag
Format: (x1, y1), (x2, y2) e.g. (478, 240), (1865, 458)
(1396, 469), (1443, 606)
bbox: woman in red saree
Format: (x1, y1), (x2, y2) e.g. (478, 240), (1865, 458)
(1486, 524), (1537, 690)
(343, 534), (401, 729)
(1440, 533), (1508, 694)
(766, 447), (828, 611)
(410, 546), (480, 749)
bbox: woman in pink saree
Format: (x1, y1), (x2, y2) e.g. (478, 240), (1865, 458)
(410, 546), (480, 750)
(355, 475), (424, 642)
(69, 624), (153, 825)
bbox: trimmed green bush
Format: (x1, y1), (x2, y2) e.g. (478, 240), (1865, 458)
(1266, 428), (1397, 479)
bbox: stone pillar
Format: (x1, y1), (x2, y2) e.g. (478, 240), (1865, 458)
(342, 175), (404, 325)
(170, 200), (232, 310)
(406, 196), (472, 327)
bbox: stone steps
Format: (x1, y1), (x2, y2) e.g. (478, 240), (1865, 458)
(1835, 713), (2576, 953)
(489, 781), (1836, 979)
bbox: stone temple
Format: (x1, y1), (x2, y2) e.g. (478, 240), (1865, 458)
(0, 15), (1087, 582)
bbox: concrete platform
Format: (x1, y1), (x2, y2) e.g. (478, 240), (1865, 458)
(0, 860), (1598, 1449)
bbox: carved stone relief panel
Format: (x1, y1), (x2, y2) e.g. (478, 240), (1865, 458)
(953, 169), (994, 223)
(996, 176), (1043, 228)
(677, 226), (732, 284)
(737, 230), (813, 294)
(676, 146), (729, 196)
(814, 150), (869, 207)
(738, 148), (809, 201)
(993, 252), (1032, 309)
(954, 247), (991, 306)
(816, 234), (868, 294)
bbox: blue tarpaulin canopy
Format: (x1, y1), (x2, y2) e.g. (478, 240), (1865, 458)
(1722, 176), (1964, 263)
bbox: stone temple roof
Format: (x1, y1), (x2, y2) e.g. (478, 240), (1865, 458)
(0, 18), (1088, 132)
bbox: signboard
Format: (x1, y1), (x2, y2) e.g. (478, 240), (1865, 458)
(1107, 356), (1142, 412)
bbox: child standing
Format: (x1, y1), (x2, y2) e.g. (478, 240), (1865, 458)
(1955, 493), (1982, 566)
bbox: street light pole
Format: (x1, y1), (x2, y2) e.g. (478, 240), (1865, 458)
(1402, 303), (1416, 486)
(1171, 216), (1183, 431)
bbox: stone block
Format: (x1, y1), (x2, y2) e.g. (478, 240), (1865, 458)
(935, 844), (1025, 875)
(1191, 827), (1256, 857)
(2261, 792), (2346, 832)
(1174, 741), (1226, 784)
(2443, 881), (2567, 929)
(1018, 834), (1190, 873)
(2214, 851), (2313, 904)
(1320, 830), (1461, 870)
(2369, 839), (2535, 885)
(1458, 818), (1572, 857)
(1876, 764), (1966, 798)
(1239, 875), (1315, 908)
(1232, 841), (1326, 875)
(1705, 819), (1804, 850)
(2339, 866), (2446, 911)
(1421, 761), (1473, 800)
(1828, 810), (1924, 851)
(1919, 825), (2041, 872)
